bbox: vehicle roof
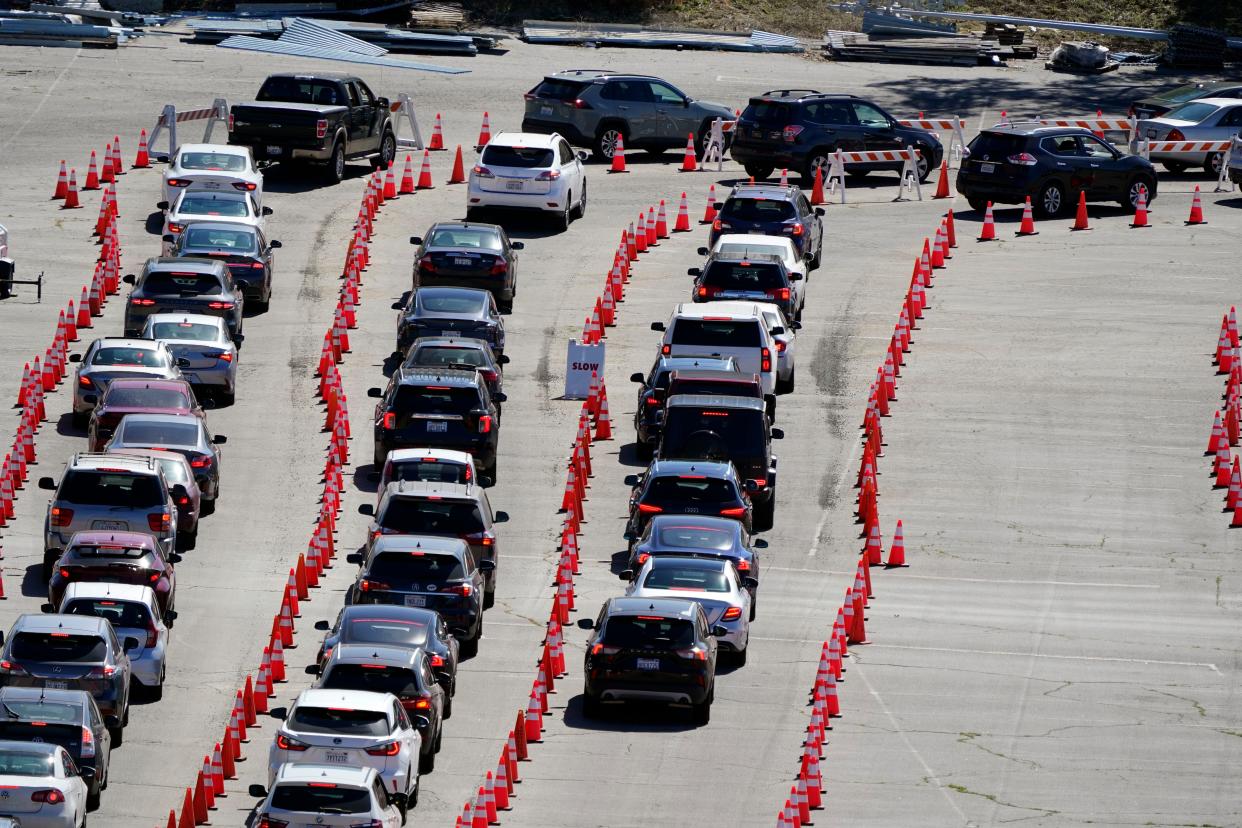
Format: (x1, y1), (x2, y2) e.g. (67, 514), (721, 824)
(671, 301), (765, 320)
(62, 582), (158, 605)
(144, 257), (227, 274)
(426, 221), (503, 235)
(647, 459), (736, 478)
(605, 596), (703, 619)
(386, 447), (474, 464)
(750, 88), (855, 102)
(665, 393), (767, 411)
(370, 534), (470, 555)
(145, 313), (227, 327)
(646, 513), (744, 533)
(382, 480), (479, 500)
(265, 71), (358, 81)
(727, 183), (801, 200)
(547, 68), (660, 81)
(329, 643), (424, 666)
(0, 686), (93, 707)
(89, 337), (165, 350)
(1185, 97), (1242, 108)
(103, 378), (193, 392)
(669, 368), (760, 384)
(176, 220), (258, 235)
(294, 688), (396, 715)
(107, 448), (194, 468)
(65, 530), (157, 549)
(981, 123), (1094, 137)
(274, 763), (376, 786)
(488, 132), (560, 149)
(68, 452), (161, 473)
(394, 368), (481, 387)
(716, 233), (795, 250)
(177, 143), (247, 155)
(706, 250), (783, 265)
(11, 613), (111, 635)
(116, 412), (204, 427)
(0, 739), (61, 755)
(338, 604), (441, 625)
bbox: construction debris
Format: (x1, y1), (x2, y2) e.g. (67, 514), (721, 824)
(1045, 41), (1118, 74)
(521, 20), (803, 53)
(186, 16), (481, 54)
(824, 30), (1012, 66)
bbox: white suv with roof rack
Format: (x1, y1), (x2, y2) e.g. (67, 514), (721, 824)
(651, 302), (781, 400)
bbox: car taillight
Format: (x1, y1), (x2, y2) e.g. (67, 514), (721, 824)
(572, 98), (592, 109)
(77, 376), (93, 389)
(257, 818), (289, 828)
(1166, 128), (1185, 141)
(275, 733), (309, 751)
(720, 507), (747, 517)
(489, 261), (508, 275)
(768, 287), (790, 301)
(0, 661), (26, 675)
(419, 255), (437, 273)
(358, 578), (388, 593)
(535, 169), (561, 180)
(1006, 152), (1038, 166)
(636, 553), (649, 565)
(167, 222), (184, 234)
(209, 351), (233, 362)
(166, 178), (191, 188)
(190, 456), (210, 469)
(148, 571), (161, 584)
(448, 583), (473, 597)
(31, 789), (65, 804)
(148, 512), (171, 532)
(382, 412), (396, 430)
(232, 182), (257, 192)
(316, 119), (328, 139)
(637, 503), (663, 514)
(782, 125), (803, 143)
(472, 165), (494, 179)
(761, 347), (772, 373)
(51, 507), (74, 527)
(676, 647), (708, 661)
(478, 415), (492, 434)
(249, 261), (265, 269)
(479, 369), (498, 383)
(785, 223), (804, 237)
(146, 625), (158, 648)
(749, 477), (767, 488)
(722, 607), (744, 622)
(364, 741), (400, 757)
(207, 301), (234, 310)
(590, 643), (619, 656)
(661, 344), (671, 356)
(429, 654), (445, 668)
(80, 725), (95, 758)
(711, 218), (722, 231)
(86, 665), (118, 679)
(132, 298), (157, 306)
(401, 696), (431, 711)
(735, 558), (751, 572)
(775, 340), (787, 353)
(697, 286), (722, 298)
(645, 397), (660, 406)
(59, 568), (70, 579)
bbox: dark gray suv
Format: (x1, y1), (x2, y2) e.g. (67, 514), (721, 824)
(522, 69), (735, 161)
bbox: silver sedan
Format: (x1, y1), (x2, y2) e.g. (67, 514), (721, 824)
(141, 313), (239, 405)
(1139, 97), (1242, 176)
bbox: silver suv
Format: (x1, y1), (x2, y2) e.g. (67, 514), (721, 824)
(521, 69), (735, 161)
(39, 453), (180, 581)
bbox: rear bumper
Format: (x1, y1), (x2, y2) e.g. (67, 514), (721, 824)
(418, 272), (512, 299)
(231, 137), (333, 163)
(587, 679), (710, 706)
(955, 173), (1038, 206)
(467, 182), (568, 213)
(729, 142), (800, 170)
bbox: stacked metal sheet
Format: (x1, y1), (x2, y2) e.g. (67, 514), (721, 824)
(215, 17), (469, 72)
(824, 30), (1010, 65)
(185, 15), (478, 54)
(0, 13), (127, 46)
(521, 20), (804, 53)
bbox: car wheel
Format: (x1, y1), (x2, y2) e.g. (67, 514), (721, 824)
(460, 629), (479, 659)
(483, 589), (495, 610)
(593, 126), (624, 162)
(810, 238), (822, 270)
(749, 596), (757, 622)
(148, 679), (163, 702)
(776, 369), (795, 395)
(753, 496), (775, 532)
(1123, 175), (1156, 212)
(967, 196), (989, 213)
(433, 725), (443, 753)
(692, 694), (712, 726)
(87, 783), (100, 811)
(1034, 180), (1067, 219)
(556, 197), (571, 231)
(582, 693), (603, 719)
(1205, 152), (1224, 177)
(573, 179), (587, 219)
(732, 646), (748, 667)
(218, 387), (235, 407)
(121, 702), (129, 728)
(408, 773), (419, 809)
(802, 149), (832, 185)
(372, 131), (396, 170)
(744, 164), (774, 180)
(914, 146), (932, 182)
(201, 497), (216, 517)
(418, 745), (435, 774)
(442, 693), (452, 720)
(325, 142), (345, 184)
(109, 725), (122, 747)
(1163, 160), (1188, 174)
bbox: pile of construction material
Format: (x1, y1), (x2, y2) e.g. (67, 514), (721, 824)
(824, 30), (1012, 66)
(522, 20), (802, 53)
(0, 6), (157, 46)
(186, 16), (485, 53)
(1165, 23), (1228, 69)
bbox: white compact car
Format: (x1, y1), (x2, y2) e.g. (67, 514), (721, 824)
(0, 740), (90, 828)
(467, 131), (587, 230)
(56, 583), (171, 698)
(162, 143), (263, 211)
(255, 763), (404, 828)
(159, 189), (269, 255)
(624, 555), (753, 665)
(755, 302), (798, 394)
(266, 688), (422, 812)
(141, 313), (239, 404)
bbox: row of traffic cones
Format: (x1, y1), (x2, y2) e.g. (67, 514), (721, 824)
(51, 131), (151, 204)
(976, 184), (1207, 241)
(1207, 306), (1242, 526)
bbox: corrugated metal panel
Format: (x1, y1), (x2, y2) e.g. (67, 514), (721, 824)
(521, 20), (802, 52)
(280, 16), (387, 55)
(749, 30), (799, 48)
(217, 34), (469, 72)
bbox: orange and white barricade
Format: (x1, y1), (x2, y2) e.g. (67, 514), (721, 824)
(823, 146), (923, 204)
(390, 93), (425, 152)
(148, 99), (230, 161)
(898, 116), (968, 167)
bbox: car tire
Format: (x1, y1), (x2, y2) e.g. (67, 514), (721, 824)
(460, 631), (479, 659)
(110, 725), (122, 747)
(433, 725), (442, 753)
(1034, 181), (1067, 219)
(914, 145), (933, 183)
(749, 597), (757, 622)
(1163, 160), (1188, 174)
(148, 681), (163, 702)
(1123, 175), (1156, 212)
(802, 148), (833, 185)
(201, 497), (216, 517)
(582, 693), (603, 719)
(1205, 152), (1224, 178)
(732, 646), (748, 667)
(556, 197), (571, 231)
(967, 196), (989, 213)
(753, 496), (775, 532)
(593, 125), (625, 162)
(443, 693), (452, 720)
(71, 410), (88, 430)
(810, 238), (822, 270)
(483, 589), (495, 610)
(692, 692), (712, 726)
(418, 745), (435, 774)
(87, 783), (100, 811)
(776, 370), (795, 395)
(499, 295), (513, 314)
(372, 130), (396, 170)
(252, 295), (270, 314)
(573, 179), (588, 219)
(218, 388), (235, 407)
(408, 773), (419, 809)
(744, 164), (774, 180)
(325, 142), (345, 185)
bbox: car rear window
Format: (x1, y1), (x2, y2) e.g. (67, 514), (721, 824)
(481, 145), (555, 169)
(63, 599), (153, 630)
(289, 706), (390, 737)
(142, 272), (223, 296)
(427, 228), (502, 250)
(655, 524), (736, 550)
(321, 664), (420, 697)
(742, 101), (794, 123)
(1164, 101), (1218, 122)
(643, 564), (730, 592)
(670, 319), (761, 348)
(59, 471), (164, 507)
(668, 378), (759, 398)
(0, 752), (54, 777)
(11, 633), (106, 663)
(182, 227), (256, 252)
(967, 132), (1027, 159)
(117, 420), (200, 447)
(408, 346), (489, 370)
(368, 552), (466, 582)
(529, 78), (589, 100)
(341, 617), (428, 649)
(385, 458), (470, 486)
(152, 456), (191, 485)
(377, 500), (484, 535)
(661, 408), (767, 459)
(392, 386), (480, 417)
(602, 616), (694, 649)
(177, 195), (249, 217)
(702, 261), (786, 290)
(647, 476), (737, 503)
(91, 347), (168, 368)
(64, 543), (150, 561)
(717, 241), (787, 260)
(150, 322), (220, 342)
(102, 386), (191, 409)
(720, 198), (795, 222)
(417, 291), (487, 314)
(257, 76), (342, 105)
(270, 783), (370, 814)
(0, 701), (80, 724)
(178, 152), (247, 172)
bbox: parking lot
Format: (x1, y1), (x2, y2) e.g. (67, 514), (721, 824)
(1, 32), (1240, 828)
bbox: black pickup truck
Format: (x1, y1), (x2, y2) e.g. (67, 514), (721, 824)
(229, 72), (397, 183)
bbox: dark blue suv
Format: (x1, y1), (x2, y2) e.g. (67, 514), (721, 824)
(710, 183), (824, 268)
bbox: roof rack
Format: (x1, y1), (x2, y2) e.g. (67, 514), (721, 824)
(711, 250), (783, 263)
(760, 88), (822, 98)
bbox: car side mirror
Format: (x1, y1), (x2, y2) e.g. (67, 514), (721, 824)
(479, 476), (494, 487)
(123, 636), (140, 652)
(510, 241), (525, 251)
(346, 552), (363, 565)
(815, 207), (825, 216)
(619, 569), (633, 580)
(743, 480), (758, 492)
(771, 427), (784, 439)
(576, 618), (594, 630)
(270, 707), (288, 720)
(269, 240), (282, 249)
(493, 510), (509, 523)
(629, 372), (645, 384)
(262, 206), (274, 216)
(409, 236), (423, 246)
(69, 354), (83, 364)
(103, 715), (120, 730)
(40, 603), (54, 613)
(165, 609), (178, 621)
(742, 577), (759, 590)
(38, 476), (57, 490)
(791, 321), (802, 330)
(376, 97), (390, 109)
(83, 394), (97, 405)
(234, 333), (245, 344)
(248, 784), (268, 799)
(78, 765), (96, 783)
(156, 201), (169, 210)
(176, 357), (191, 368)
(412, 715), (430, 729)
(754, 538), (768, 548)
(162, 234), (175, 244)
(367, 387), (383, 398)
(623, 474), (640, 486)
(710, 625), (728, 637)
(697, 246), (709, 256)
(577, 150), (590, 162)
(687, 267), (701, 277)
(391, 301), (404, 310)
(650, 322), (665, 332)
(771, 327), (784, 336)
(314, 620), (330, 631)
(790, 272), (803, 281)
(123, 274), (136, 284)
(212, 434), (227, 445)
(498, 354), (510, 364)
(478, 559), (496, 572)
(358, 503), (374, 516)
(493, 392), (507, 403)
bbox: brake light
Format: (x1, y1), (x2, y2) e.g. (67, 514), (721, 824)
(227, 113), (234, 132)
(86, 665), (118, 679)
(232, 182), (257, 192)
(401, 696), (431, 711)
(676, 647), (708, 661)
(149, 571), (161, 584)
(536, 169), (561, 180)
(132, 298), (157, 306)
(637, 503), (663, 514)
(358, 579), (388, 593)
(645, 397), (660, 406)
(1006, 152), (1038, 166)
(478, 415), (492, 434)
(775, 340), (787, 353)
(749, 477), (767, 488)
(760, 347), (772, 373)
(51, 507), (74, 527)
(167, 222), (184, 234)
(208, 351), (233, 362)
(418, 255), (437, 273)
(735, 559), (751, 571)
(190, 456), (210, 469)
(590, 643), (619, 656)
(721, 606), (743, 621)
(146, 624), (158, 648)
(429, 654), (445, 668)
(316, 119), (328, 139)
(711, 218), (722, 232)
(489, 261), (508, 275)
(720, 507), (747, 517)
(472, 165), (494, 179)
(256, 817), (288, 828)
(308, 782), (337, 788)
(31, 789), (65, 804)
(148, 512), (171, 532)
(59, 568), (70, 579)
(448, 583), (474, 597)
(382, 412), (396, 430)
(78, 376), (93, 389)
(768, 287), (790, 301)
(275, 733), (309, 751)
(1167, 128), (1185, 141)
(786, 223), (804, 237)
(365, 741), (400, 757)
(636, 553), (649, 565)
(0, 661), (25, 675)
(206, 301), (234, 310)
(572, 98), (592, 110)
(661, 344), (671, 356)
(479, 369), (498, 383)
(80, 725), (95, 758)
(166, 178), (191, 188)
(782, 125), (804, 143)
(697, 286), (722, 298)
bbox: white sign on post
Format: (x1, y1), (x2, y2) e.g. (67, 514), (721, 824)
(564, 340), (605, 399)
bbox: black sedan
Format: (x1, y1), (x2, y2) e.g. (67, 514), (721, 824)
(402, 336), (508, 404)
(314, 605), (460, 714)
(410, 222), (523, 313)
(167, 220), (281, 312)
(623, 459), (754, 544)
(394, 287), (506, 356)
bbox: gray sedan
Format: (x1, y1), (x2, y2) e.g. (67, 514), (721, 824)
(103, 413), (226, 508)
(141, 313), (239, 405)
(1139, 97), (1242, 176)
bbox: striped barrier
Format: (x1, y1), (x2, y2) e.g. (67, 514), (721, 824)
(898, 116), (967, 167)
(823, 147), (923, 204)
(147, 98), (230, 161)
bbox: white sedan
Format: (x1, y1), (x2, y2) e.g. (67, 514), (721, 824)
(161, 143), (263, 211)
(1138, 97), (1242, 176)
(467, 131), (587, 231)
(756, 301), (798, 395)
(158, 189), (269, 255)
(0, 740), (90, 828)
(267, 688), (422, 812)
(624, 555), (753, 665)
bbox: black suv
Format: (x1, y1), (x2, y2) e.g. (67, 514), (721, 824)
(710, 183), (824, 268)
(656, 394), (781, 531)
(689, 251), (803, 321)
(956, 125), (1158, 218)
(368, 368), (504, 477)
(623, 459), (754, 541)
(580, 596), (723, 724)
(730, 89), (942, 184)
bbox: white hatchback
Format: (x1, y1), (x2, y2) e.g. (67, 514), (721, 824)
(256, 763), (403, 828)
(0, 740), (90, 828)
(161, 143), (263, 211)
(467, 132), (587, 230)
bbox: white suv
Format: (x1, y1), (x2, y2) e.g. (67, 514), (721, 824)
(651, 302), (781, 399)
(467, 131), (587, 231)
(255, 763), (403, 828)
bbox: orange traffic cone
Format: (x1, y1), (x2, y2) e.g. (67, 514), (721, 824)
(977, 201), (996, 241)
(811, 165), (825, 205)
(1070, 190), (1090, 230)
(84, 151), (101, 190)
(62, 170), (81, 209)
(476, 112), (491, 148)
(656, 200), (669, 238)
(886, 519), (908, 567)
(1208, 410), (1225, 456)
(110, 136), (124, 176)
(1131, 186), (1150, 228)
(946, 208), (957, 246)
(133, 128), (151, 168)
(429, 112), (445, 150)
(1016, 196), (1038, 236)
(674, 192), (691, 231)
(932, 160), (950, 199)
(680, 133), (697, 172)
(702, 184), (717, 224)
(399, 154), (415, 193)
(383, 163), (397, 198)
(1186, 185), (1206, 225)
(100, 143), (114, 184)
(595, 388), (612, 440)
(609, 134), (628, 173)
(417, 150), (434, 189)
(447, 145), (466, 184)
(53, 161), (68, 200)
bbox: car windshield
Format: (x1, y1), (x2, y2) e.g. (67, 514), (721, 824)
(178, 152), (247, 172)
(321, 664), (420, 696)
(385, 458), (470, 486)
(407, 347), (488, 370)
(601, 616), (694, 649)
(1164, 101), (1218, 122)
(340, 617), (429, 648)
(0, 752), (54, 777)
(720, 198), (795, 222)
(63, 599), (153, 630)
(661, 408), (766, 459)
(377, 500), (484, 535)
(176, 195), (249, 218)
(182, 227), (255, 252)
(150, 321), (221, 342)
(481, 145), (555, 168)
(289, 706), (390, 737)
(717, 242), (787, 260)
(142, 272), (223, 296)
(59, 471), (164, 507)
(643, 564), (730, 592)
(269, 783), (370, 814)
(0, 701), (79, 724)
(102, 386), (190, 409)
(417, 291), (487, 315)
(392, 386), (479, 417)
(655, 523), (736, 550)
(647, 476), (736, 503)
(65, 544), (150, 561)
(670, 319), (761, 348)
(369, 552), (466, 582)
(427, 228), (502, 250)
(118, 420), (200, 447)
(702, 262), (786, 290)
(91, 347), (167, 368)
(11, 633), (106, 663)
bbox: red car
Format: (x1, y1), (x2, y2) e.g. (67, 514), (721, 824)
(47, 531), (177, 615)
(87, 378), (204, 451)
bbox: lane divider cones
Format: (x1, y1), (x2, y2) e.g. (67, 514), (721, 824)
(133, 128), (150, 168)
(448, 145), (466, 184)
(53, 161), (68, 200)
(1207, 410), (1225, 456)
(811, 165), (825, 205)
(1070, 190), (1090, 231)
(476, 112), (491, 149)
(110, 136), (124, 176)
(1016, 196), (1038, 236)
(702, 184), (717, 224)
(84, 151), (101, 190)
(977, 201), (996, 241)
(1131, 186), (1150, 228)
(656, 199), (669, 238)
(100, 142), (115, 184)
(932, 159), (950, 199)
(886, 519), (908, 567)
(417, 149), (434, 189)
(383, 162), (398, 199)
(62, 170), (81, 209)
(946, 208), (957, 246)
(674, 192), (691, 231)
(1186, 185), (1206, 225)
(680, 133), (698, 172)
(429, 113), (445, 150)
(399, 154), (415, 194)
(609, 134), (628, 173)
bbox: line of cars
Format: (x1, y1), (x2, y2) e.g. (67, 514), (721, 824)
(576, 182), (823, 725)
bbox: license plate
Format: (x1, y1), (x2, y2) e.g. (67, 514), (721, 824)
(92, 520), (127, 530)
(452, 257), (474, 267)
(266, 145), (282, 155)
(979, 162), (995, 174)
(426, 421), (447, 433)
(45, 681), (69, 690)
(324, 750), (349, 764)
(636, 658), (659, 670)
(682, 507), (700, 513)
(540, 105), (553, 116)
(201, 181), (220, 189)
(405, 595), (427, 607)
(505, 180), (524, 191)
